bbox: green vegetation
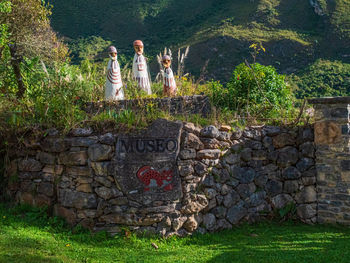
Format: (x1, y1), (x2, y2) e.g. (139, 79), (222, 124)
(2, 203), (350, 262)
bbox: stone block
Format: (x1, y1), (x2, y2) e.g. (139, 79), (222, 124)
(295, 186), (317, 204)
(200, 125), (220, 139)
(282, 166), (301, 180)
(88, 144), (113, 162)
(197, 149), (221, 160)
(91, 162), (110, 176)
(182, 132), (204, 150)
(66, 166), (91, 177)
(284, 180), (299, 193)
(271, 194), (293, 209)
(41, 138), (69, 153)
(70, 127), (93, 137)
(272, 133), (295, 148)
(99, 133), (116, 145)
(59, 151), (88, 166)
(59, 189), (97, 209)
(223, 190), (240, 208)
(314, 121), (342, 145)
(276, 146), (298, 168)
(265, 180), (283, 196)
(179, 149), (196, 160)
(36, 152), (55, 165)
(18, 159), (43, 172)
(203, 213), (216, 230)
(76, 184), (93, 193)
(297, 204), (317, 219)
(226, 201), (247, 224)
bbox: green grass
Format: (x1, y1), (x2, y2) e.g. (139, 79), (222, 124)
(1, 203), (350, 263)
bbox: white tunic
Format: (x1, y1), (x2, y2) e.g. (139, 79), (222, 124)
(132, 54), (152, 95)
(105, 57), (124, 101)
(163, 67), (177, 95)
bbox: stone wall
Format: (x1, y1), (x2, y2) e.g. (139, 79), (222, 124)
(83, 95), (212, 117)
(4, 119), (317, 236)
(309, 97), (350, 224)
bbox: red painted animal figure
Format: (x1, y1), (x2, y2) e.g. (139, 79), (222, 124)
(137, 166), (173, 192)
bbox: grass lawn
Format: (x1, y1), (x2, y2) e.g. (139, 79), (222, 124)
(1, 203), (350, 263)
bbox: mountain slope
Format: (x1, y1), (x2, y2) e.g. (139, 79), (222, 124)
(50, 0), (349, 83)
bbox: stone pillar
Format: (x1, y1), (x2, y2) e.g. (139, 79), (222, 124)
(309, 97), (350, 224)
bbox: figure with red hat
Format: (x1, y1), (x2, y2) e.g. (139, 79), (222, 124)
(161, 55), (177, 97)
(105, 46), (124, 101)
(132, 40), (152, 95)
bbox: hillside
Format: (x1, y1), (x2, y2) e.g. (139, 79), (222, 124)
(50, 0), (350, 90)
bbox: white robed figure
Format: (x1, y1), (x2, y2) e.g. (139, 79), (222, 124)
(105, 46), (124, 101)
(132, 40), (152, 95)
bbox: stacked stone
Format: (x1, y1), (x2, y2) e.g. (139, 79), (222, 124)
(4, 121), (317, 237)
(309, 97), (350, 224)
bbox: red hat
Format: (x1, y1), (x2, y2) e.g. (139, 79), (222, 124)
(133, 40), (144, 47)
(108, 46), (117, 54)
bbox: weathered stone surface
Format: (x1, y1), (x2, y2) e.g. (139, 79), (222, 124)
(59, 189), (97, 209)
(88, 144), (112, 162)
(59, 151), (88, 166)
(295, 186), (317, 204)
(272, 194), (293, 209)
(201, 137), (221, 149)
(282, 166), (301, 180)
(265, 180), (283, 196)
(216, 219), (232, 230)
(182, 132), (204, 150)
(224, 154), (240, 165)
(240, 148), (252, 162)
(36, 152), (55, 165)
(183, 122), (201, 135)
(37, 182), (54, 197)
(95, 176), (112, 187)
(255, 175), (268, 188)
(54, 205), (76, 225)
(183, 215), (198, 232)
(95, 186), (114, 200)
(42, 165), (64, 175)
(200, 125), (220, 139)
(262, 136), (273, 150)
(218, 131), (231, 142)
(212, 206), (227, 219)
(237, 184), (255, 199)
(299, 142), (315, 158)
(226, 201), (247, 224)
(76, 184), (93, 193)
(314, 121), (341, 145)
(66, 166), (91, 176)
(297, 204), (316, 219)
(276, 147), (299, 167)
(99, 133), (116, 145)
(272, 133), (295, 148)
(204, 188), (217, 199)
(197, 149), (221, 160)
(18, 159), (43, 172)
(263, 126), (281, 136)
(203, 213), (216, 230)
(248, 191), (266, 207)
(181, 195), (208, 214)
(71, 127), (93, 137)
(70, 137), (98, 147)
(100, 213), (163, 226)
(91, 162), (110, 176)
(41, 138), (69, 153)
(284, 180), (299, 193)
(179, 149), (196, 160)
(172, 216), (187, 231)
(220, 125), (231, 132)
(221, 184), (231, 195)
(302, 176), (316, 186)
(194, 162), (207, 176)
(179, 164), (194, 177)
(296, 158), (315, 172)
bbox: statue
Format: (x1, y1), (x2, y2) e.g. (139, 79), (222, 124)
(132, 40), (152, 95)
(105, 46), (124, 101)
(161, 55), (177, 96)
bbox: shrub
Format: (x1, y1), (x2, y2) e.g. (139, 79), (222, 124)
(211, 62), (295, 119)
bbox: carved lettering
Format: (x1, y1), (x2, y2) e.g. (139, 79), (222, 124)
(118, 138), (178, 154)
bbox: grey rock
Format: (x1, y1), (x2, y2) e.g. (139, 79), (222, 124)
(202, 174), (215, 187)
(246, 140), (263, 150)
(272, 194), (293, 209)
(263, 126), (280, 136)
(110, 197), (128, 206)
(223, 190), (240, 208)
(216, 195), (224, 206)
(179, 149), (197, 160)
(302, 176), (316, 186)
(70, 137), (98, 147)
(216, 219), (232, 230)
(297, 127), (314, 144)
(248, 191), (266, 207)
(194, 162), (207, 176)
(59, 189), (97, 209)
(297, 204), (316, 219)
(224, 153), (240, 165)
(262, 136), (274, 149)
(95, 176), (112, 187)
(272, 133), (295, 148)
(41, 138), (69, 153)
(295, 186), (316, 204)
(99, 133), (116, 145)
(88, 144), (113, 162)
(255, 175), (268, 188)
(95, 186), (114, 200)
(231, 129), (243, 140)
(226, 201), (247, 224)
(284, 180), (299, 193)
(91, 162), (110, 176)
(183, 215), (198, 232)
(276, 146), (298, 167)
(240, 167), (256, 184)
(179, 164), (194, 177)
(252, 150), (267, 160)
(197, 149), (221, 160)
(36, 152), (55, 165)
(296, 158), (315, 172)
(203, 213), (216, 230)
(200, 125), (220, 139)
(37, 182), (54, 197)
(183, 122), (201, 135)
(265, 180), (283, 196)
(71, 127), (93, 137)
(59, 151), (88, 166)
(212, 206), (227, 219)
(299, 142), (315, 158)
(218, 131), (231, 142)
(240, 148), (252, 162)
(237, 184), (255, 199)
(18, 159), (43, 172)
(282, 166), (301, 180)
(243, 128), (261, 141)
(182, 132), (204, 150)
(221, 184), (231, 195)
(201, 137), (221, 149)
(204, 188), (217, 199)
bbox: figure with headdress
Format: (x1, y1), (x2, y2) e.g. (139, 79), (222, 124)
(161, 55), (177, 97)
(105, 46), (124, 101)
(132, 40), (152, 95)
